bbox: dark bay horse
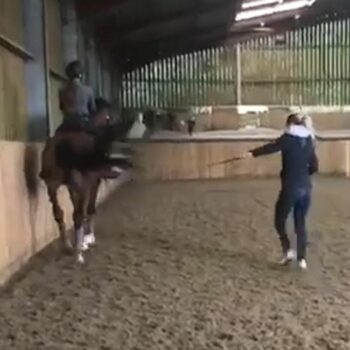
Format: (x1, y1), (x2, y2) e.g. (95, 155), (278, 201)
(40, 99), (132, 264)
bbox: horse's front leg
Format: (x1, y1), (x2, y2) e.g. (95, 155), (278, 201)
(72, 193), (89, 264)
(84, 178), (101, 248)
(69, 171), (91, 264)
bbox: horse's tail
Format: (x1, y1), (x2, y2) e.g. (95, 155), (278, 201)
(39, 163), (54, 180)
(39, 168), (53, 180)
(39, 136), (58, 180)
(39, 170), (45, 180)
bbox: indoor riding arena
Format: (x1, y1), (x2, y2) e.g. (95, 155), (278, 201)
(2, 0), (350, 349)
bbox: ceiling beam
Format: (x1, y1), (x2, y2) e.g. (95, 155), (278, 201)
(96, 0), (233, 39)
(121, 0), (231, 32)
(75, 0), (126, 20)
(120, 28), (277, 71)
(121, 0), (226, 71)
(115, 0), (349, 71)
(119, 27), (283, 71)
(120, 40), (219, 72)
(115, 25), (227, 54)
(118, 28), (245, 71)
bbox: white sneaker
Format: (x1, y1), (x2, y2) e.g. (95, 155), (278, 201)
(279, 249), (296, 265)
(298, 259), (307, 270)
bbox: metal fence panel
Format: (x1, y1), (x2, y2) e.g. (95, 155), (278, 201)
(122, 19), (350, 108)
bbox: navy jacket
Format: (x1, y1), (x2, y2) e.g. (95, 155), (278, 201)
(250, 125), (318, 191)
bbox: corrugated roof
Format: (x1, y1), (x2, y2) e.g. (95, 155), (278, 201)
(236, 0), (317, 21)
(75, 0), (348, 70)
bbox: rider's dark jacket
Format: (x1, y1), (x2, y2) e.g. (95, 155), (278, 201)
(57, 79), (96, 134)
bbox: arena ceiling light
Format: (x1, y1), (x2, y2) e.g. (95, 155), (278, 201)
(236, 0), (317, 21)
(242, 0), (282, 10)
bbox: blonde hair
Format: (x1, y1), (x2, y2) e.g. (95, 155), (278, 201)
(302, 114), (316, 140)
(302, 115), (312, 129)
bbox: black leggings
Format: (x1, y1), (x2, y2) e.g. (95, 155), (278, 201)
(274, 188), (311, 260)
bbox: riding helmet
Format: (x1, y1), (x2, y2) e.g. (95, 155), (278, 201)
(65, 60), (83, 80)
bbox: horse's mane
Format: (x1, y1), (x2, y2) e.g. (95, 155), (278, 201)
(95, 97), (111, 113)
(93, 97), (133, 141)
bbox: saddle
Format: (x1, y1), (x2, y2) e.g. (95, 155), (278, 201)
(55, 114), (96, 136)
(51, 115), (120, 179)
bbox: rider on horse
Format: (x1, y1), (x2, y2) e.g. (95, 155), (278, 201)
(55, 60), (118, 178)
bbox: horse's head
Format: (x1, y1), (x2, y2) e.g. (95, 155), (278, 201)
(91, 98), (133, 157)
(92, 98), (133, 142)
(92, 97), (114, 128)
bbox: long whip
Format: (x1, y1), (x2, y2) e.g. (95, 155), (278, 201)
(208, 156), (244, 167)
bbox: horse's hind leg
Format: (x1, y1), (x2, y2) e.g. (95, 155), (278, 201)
(68, 188), (88, 252)
(47, 183), (73, 254)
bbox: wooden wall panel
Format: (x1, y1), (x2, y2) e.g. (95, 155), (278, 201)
(132, 140), (350, 181)
(132, 141), (280, 181)
(0, 0), (28, 141)
(0, 46), (27, 141)
(317, 141), (348, 175)
(49, 76), (64, 131)
(0, 0), (23, 44)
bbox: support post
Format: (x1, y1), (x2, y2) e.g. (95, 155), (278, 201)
(61, 0), (79, 64)
(42, 0), (54, 136)
(346, 141), (350, 178)
(22, 0), (49, 140)
(235, 43), (242, 106)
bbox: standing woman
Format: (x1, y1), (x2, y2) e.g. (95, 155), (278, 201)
(301, 114), (316, 248)
(240, 113), (318, 270)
